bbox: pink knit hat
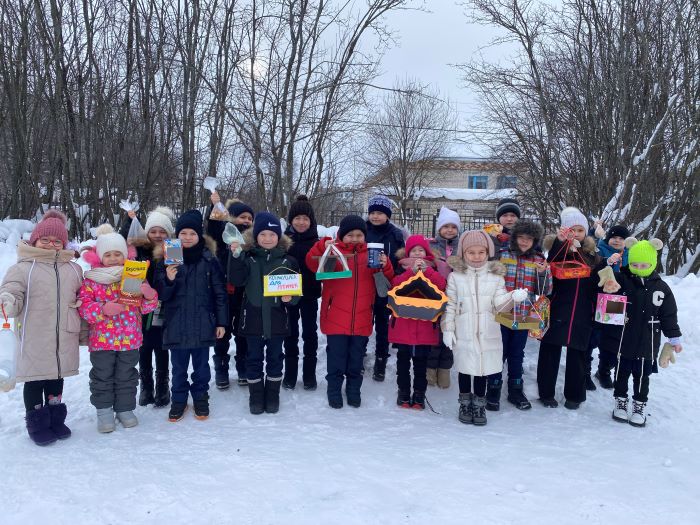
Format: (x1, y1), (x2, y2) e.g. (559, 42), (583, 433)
(29, 209), (69, 247)
(458, 230), (495, 259)
(405, 235), (434, 261)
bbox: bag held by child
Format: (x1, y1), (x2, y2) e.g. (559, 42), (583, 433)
(119, 260), (150, 306)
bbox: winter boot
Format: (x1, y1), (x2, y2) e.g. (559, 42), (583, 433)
(411, 391), (426, 410)
(372, 357), (387, 382)
(629, 400), (647, 427)
(540, 397), (558, 408)
(458, 393), (474, 424)
(116, 411), (139, 428)
(248, 379), (265, 415)
(237, 378), (249, 387)
(426, 368), (438, 387)
(265, 377), (282, 414)
(507, 379), (532, 410)
(302, 357), (317, 391)
(472, 396), (488, 426)
(595, 368), (614, 390)
(25, 407), (57, 446)
(437, 368), (451, 389)
(564, 399), (581, 410)
(397, 390), (411, 408)
(283, 358), (298, 390)
(215, 370), (230, 390)
(154, 370), (171, 408)
(48, 402), (71, 440)
(96, 408), (116, 433)
(168, 402), (187, 422)
(194, 395), (210, 420)
(585, 375), (597, 391)
(612, 396), (629, 423)
(328, 397), (343, 409)
(485, 379), (502, 411)
(138, 370), (155, 406)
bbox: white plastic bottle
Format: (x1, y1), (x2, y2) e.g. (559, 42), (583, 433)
(0, 318), (19, 392)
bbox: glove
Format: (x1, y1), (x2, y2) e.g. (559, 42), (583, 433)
(658, 343), (676, 368)
(597, 266), (616, 287)
(595, 224), (606, 239)
(511, 288), (528, 303)
(102, 301), (126, 316)
(140, 282), (157, 300)
(442, 331), (456, 350)
(0, 291), (16, 309)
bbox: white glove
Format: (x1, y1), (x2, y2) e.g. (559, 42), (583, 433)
(0, 292), (16, 309)
(442, 331), (456, 349)
(511, 289), (529, 303)
(595, 224), (606, 239)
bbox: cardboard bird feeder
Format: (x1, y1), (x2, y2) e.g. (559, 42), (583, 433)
(528, 295), (550, 339)
(549, 232), (591, 280)
(595, 293), (627, 325)
(387, 271), (448, 322)
(314, 244), (352, 280)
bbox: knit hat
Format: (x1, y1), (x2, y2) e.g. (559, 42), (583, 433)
(29, 209), (69, 247)
(227, 199), (254, 218)
(560, 206), (588, 230)
(436, 207), (461, 233)
(495, 198), (521, 221)
(287, 195), (317, 227)
(337, 215), (367, 240)
(458, 230), (495, 259)
(253, 212), (282, 240)
(626, 238), (663, 277)
(95, 224), (128, 260)
(176, 209), (204, 237)
(405, 235), (434, 261)
(144, 206), (175, 236)
(368, 194), (393, 218)
(606, 224), (631, 243)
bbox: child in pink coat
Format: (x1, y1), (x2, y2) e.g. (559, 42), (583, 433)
(389, 235), (447, 409)
(79, 225), (158, 433)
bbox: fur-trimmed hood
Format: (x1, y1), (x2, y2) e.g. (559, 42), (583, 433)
(542, 234), (597, 255)
(152, 235), (218, 261)
(241, 227), (293, 253)
(447, 257), (507, 276)
(509, 220), (544, 255)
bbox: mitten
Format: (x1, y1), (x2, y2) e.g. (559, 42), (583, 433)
(597, 266), (616, 287)
(595, 225), (606, 239)
(442, 331), (456, 349)
(140, 282), (157, 300)
(603, 280), (621, 294)
(512, 288), (529, 303)
(102, 301), (126, 316)
(658, 343), (676, 368)
(0, 291), (16, 309)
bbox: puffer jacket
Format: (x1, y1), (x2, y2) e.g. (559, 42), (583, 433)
(306, 238), (395, 337)
(0, 242), (83, 382)
(441, 258), (513, 376)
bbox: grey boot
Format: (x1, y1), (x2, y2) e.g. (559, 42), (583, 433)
(116, 410), (139, 428)
(96, 408), (115, 433)
(458, 393), (473, 424)
(472, 396), (488, 426)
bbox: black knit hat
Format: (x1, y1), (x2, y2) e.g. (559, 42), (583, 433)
(253, 212), (282, 240)
(176, 209), (204, 237)
(287, 195), (316, 227)
(227, 199), (254, 218)
(338, 215), (367, 240)
(606, 224), (631, 243)
(495, 198), (521, 221)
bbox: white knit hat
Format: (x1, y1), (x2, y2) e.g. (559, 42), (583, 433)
(145, 206), (175, 236)
(436, 207), (461, 233)
(560, 206), (588, 229)
(95, 224), (128, 260)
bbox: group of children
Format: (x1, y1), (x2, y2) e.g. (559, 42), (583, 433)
(0, 193), (683, 446)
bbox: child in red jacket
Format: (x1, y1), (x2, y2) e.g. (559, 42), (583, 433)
(389, 235), (447, 410)
(306, 215), (394, 409)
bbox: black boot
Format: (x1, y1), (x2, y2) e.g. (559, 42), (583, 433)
(507, 378), (532, 410)
(585, 375), (597, 391)
(248, 379), (265, 415)
(48, 403), (72, 440)
(154, 370), (171, 408)
(485, 379), (502, 411)
(26, 407), (57, 446)
(411, 391), (426, 410)
(397, 390), (411, 408)
(595, 368), (614, 389)
(138, 370), (155, 406)
(372, 357), (387, 382)
(213, 354), (230, 390)
(302, 356), (317, 391)
(265, 377), (282, 414)
(193, 395), (210, 420)
(283, 356), (298, 390)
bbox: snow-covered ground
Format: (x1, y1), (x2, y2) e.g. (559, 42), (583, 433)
(0, 235), (698, 524)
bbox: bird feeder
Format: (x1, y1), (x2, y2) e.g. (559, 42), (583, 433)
(549, 231), (591, 280)
(387, 270), (448, 322)
(314, 244), (352, 280)
(595, 293), (627, 325)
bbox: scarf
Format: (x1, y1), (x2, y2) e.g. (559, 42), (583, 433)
(183, 238), (205, 265)
(398, 257), (435, 272)
(84, 265), (123, 284)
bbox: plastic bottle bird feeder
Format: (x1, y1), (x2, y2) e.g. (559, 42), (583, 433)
(387, 271), (448, 322)
(595, 293), (627, 325)
(314, 244), (353, 280)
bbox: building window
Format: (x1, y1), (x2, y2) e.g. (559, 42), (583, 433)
(468, 175), (488, 189)
(496, 175), (518, 189)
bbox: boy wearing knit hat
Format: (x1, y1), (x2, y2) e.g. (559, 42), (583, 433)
(599, 239), (682, 427)
(228, 212), (300, 415)
(366, 195), (405, 382)
(0, 210), (83, 445)
(283, 196), (321, 390)
(491, 198), (522, 250)
(441, 230), (525, 426)
(306, 215), (394, 408)
(155, 209), (228, 422)
(538, 207), (600, 410)
(206, 194), (255, 390)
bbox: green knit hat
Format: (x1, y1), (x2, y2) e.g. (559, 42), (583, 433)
(626, 237), (663, 277)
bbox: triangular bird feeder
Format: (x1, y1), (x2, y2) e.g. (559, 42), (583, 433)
(387, 270), (448, 322)
(314, 244), (353, 280)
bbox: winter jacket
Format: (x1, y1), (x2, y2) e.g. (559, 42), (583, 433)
(0, 242), (83, 382)
(228, 231), (300, 340)
(541, 235), (600, 349)
(306, 238), (395, 337)
(596, 239), (628, 273)
(441, 258), (513, 376)
(499, 249), (552, 317)
(428, 235), (457, 280)
(366, 221), (405, 271)
(154, 237), (228, 351)
(388, 256), (447, 346)
(78, 268), (158, 352)
(598, 268), (681, 362)
(285, 225), (321, 299)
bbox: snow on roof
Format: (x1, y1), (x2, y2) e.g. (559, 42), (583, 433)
(417, 187), (517, 201)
